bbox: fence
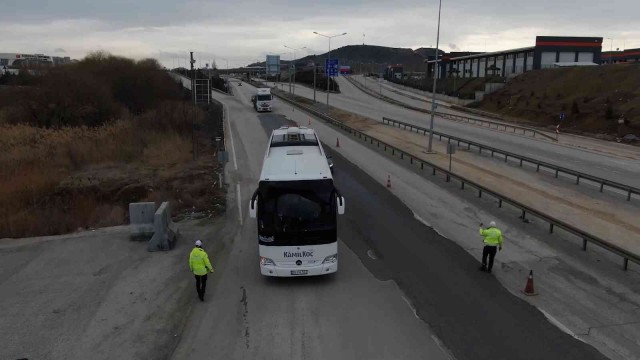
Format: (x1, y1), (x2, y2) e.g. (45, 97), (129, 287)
(267, 86), (639, 271)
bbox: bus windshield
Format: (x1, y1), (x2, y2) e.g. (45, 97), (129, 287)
(257, 179), (337, 246)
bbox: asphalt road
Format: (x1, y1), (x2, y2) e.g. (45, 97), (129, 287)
(279, 76), (640, 188)
(171, 81), (607, 360)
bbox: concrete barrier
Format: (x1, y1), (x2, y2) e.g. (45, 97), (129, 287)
(147, 202), (179, 252)
(129, 202), (157, 241)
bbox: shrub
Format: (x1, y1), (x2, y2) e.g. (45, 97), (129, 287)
(571, 100), (580, 114)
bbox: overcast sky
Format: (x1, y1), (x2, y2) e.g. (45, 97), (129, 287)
(1, 0), (638, 68)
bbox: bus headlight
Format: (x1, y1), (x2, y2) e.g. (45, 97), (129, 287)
(322, 254), (338, 264)
(260, 257), (275, 266)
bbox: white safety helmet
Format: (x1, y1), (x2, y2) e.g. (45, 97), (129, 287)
(489, 221), (496, 227)
(195, 240), (203, 247)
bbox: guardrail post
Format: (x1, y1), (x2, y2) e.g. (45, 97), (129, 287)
(439, 134), (442, 141)
(555, 169), (559, 178)
(461, 182), (465, 189)
(519, 159), (523, 167)
(623, 258), (629, 271)
(498, 199), (502, 208)
(599, 183), (604, 192)
(377, 141), (380, 148)
(582, 238), (587, 250)
(549, 223), (554, 234)
(468, 143), (471, 150)
(392, 148), (395, 155)
(628, 189), (632, 201)
(371, 138), (373, 144)
(478, 189), (482, 198)
(521, 210), (526, 221)
(400, 153), (404, 159)
(421, 162), (424, 170)
(446, 174), (450, 182)
(432, 168), (436, 176)
(410, 157), (413, 164)
(536, 164), (540, 172)
(576, 175), (580, 185)
(491, 150), (494, 157)
(504, 154), (508, 163)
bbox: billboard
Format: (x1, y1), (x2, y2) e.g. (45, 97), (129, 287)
(266, 55), (280, 75)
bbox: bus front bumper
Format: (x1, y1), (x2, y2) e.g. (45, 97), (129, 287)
(260, 263), (337, 277)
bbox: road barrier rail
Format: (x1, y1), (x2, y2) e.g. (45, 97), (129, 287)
(381, 116), (640, 202)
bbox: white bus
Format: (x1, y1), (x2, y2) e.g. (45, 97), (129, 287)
(249, 126), (345, 277)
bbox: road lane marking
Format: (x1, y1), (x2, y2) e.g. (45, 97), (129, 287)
(225, 105), (238, 171)
(236, 183), (243, 225)
(538, 308), (584, 342)
(431, 334), (457, 360)
(401, 295), (419, 320)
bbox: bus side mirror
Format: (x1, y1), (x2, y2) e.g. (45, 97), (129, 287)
(249, 190), (259, 218)
(337, 196), (345, 215)
(249, 200), (257, 218)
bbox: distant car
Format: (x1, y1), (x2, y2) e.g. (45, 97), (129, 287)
(327, 156), (334, 174)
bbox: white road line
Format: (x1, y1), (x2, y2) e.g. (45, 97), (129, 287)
(236, 183), (243, 225)
(538, 308), (584, 342)
(225, 106), (238, 170)
(401, 295), (419, 320)
(430, 334), (457, 360)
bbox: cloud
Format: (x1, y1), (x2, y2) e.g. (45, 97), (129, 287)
(54, 48), (66, 53)
(1, 0), (638, 67)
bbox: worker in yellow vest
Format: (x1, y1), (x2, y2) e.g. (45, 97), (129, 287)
(479, 221), (503, 274)
(189, 240), (214, 301)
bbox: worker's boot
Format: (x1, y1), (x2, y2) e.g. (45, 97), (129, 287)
(479, 265), (486, 272)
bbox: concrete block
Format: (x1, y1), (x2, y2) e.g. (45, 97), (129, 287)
(129, 202), (157, 241)
(147, 202), (179, 252)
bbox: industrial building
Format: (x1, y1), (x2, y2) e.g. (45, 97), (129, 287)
(426, 36), (604, 79)
(0, 53), (73, 68)
(601, 48), (640, 64)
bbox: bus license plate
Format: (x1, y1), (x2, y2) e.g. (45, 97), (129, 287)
(290, 270), (308, 275)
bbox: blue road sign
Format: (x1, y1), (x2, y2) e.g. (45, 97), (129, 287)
(325, 59), (339, 77)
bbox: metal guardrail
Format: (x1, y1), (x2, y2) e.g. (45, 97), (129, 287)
(382, 117), (640, 202)
(344, 75), (557, 142)
(269, 87), (639, 271)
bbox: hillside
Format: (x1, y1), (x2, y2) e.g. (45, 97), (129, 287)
(477, 64), (640, 139)
(251, 45), (438, 72)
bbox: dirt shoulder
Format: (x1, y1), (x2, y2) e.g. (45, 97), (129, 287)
(0, 215), (231, 360)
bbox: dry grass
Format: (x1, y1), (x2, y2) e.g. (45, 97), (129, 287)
(0, 101), (207, 238)
(478, 64), (640, 136)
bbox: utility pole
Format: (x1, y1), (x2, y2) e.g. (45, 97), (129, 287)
(313, 31), (347, 106)
(313, 56), (317, 103)
(190, 51), (197, 160)
(427, 0), (442, 153)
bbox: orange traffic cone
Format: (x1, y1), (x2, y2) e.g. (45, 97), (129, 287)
(387, 175), (391, 188)
(336, 137), (340, 148)
(521, 270), (537, 296)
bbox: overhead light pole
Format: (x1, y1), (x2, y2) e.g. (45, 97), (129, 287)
(427, 0), (442, 153)
(284, 45), (307, 97)
(313, 31), (347, 106)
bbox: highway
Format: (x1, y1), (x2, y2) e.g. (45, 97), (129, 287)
(170, 80), (612, 360)
(274, 77), (640, 189)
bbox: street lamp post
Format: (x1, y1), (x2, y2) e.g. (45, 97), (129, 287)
(606, 38), (614, 64)
(313, 31), (347, 106)
(284, 45), (306, 97)
(427, 0), (442, 153)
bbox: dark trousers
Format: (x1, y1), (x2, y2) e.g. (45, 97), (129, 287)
(481, 245), (498, 272)
(195, 274), (208, 300)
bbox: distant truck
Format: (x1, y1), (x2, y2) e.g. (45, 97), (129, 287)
(251, 88), (273, 112)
